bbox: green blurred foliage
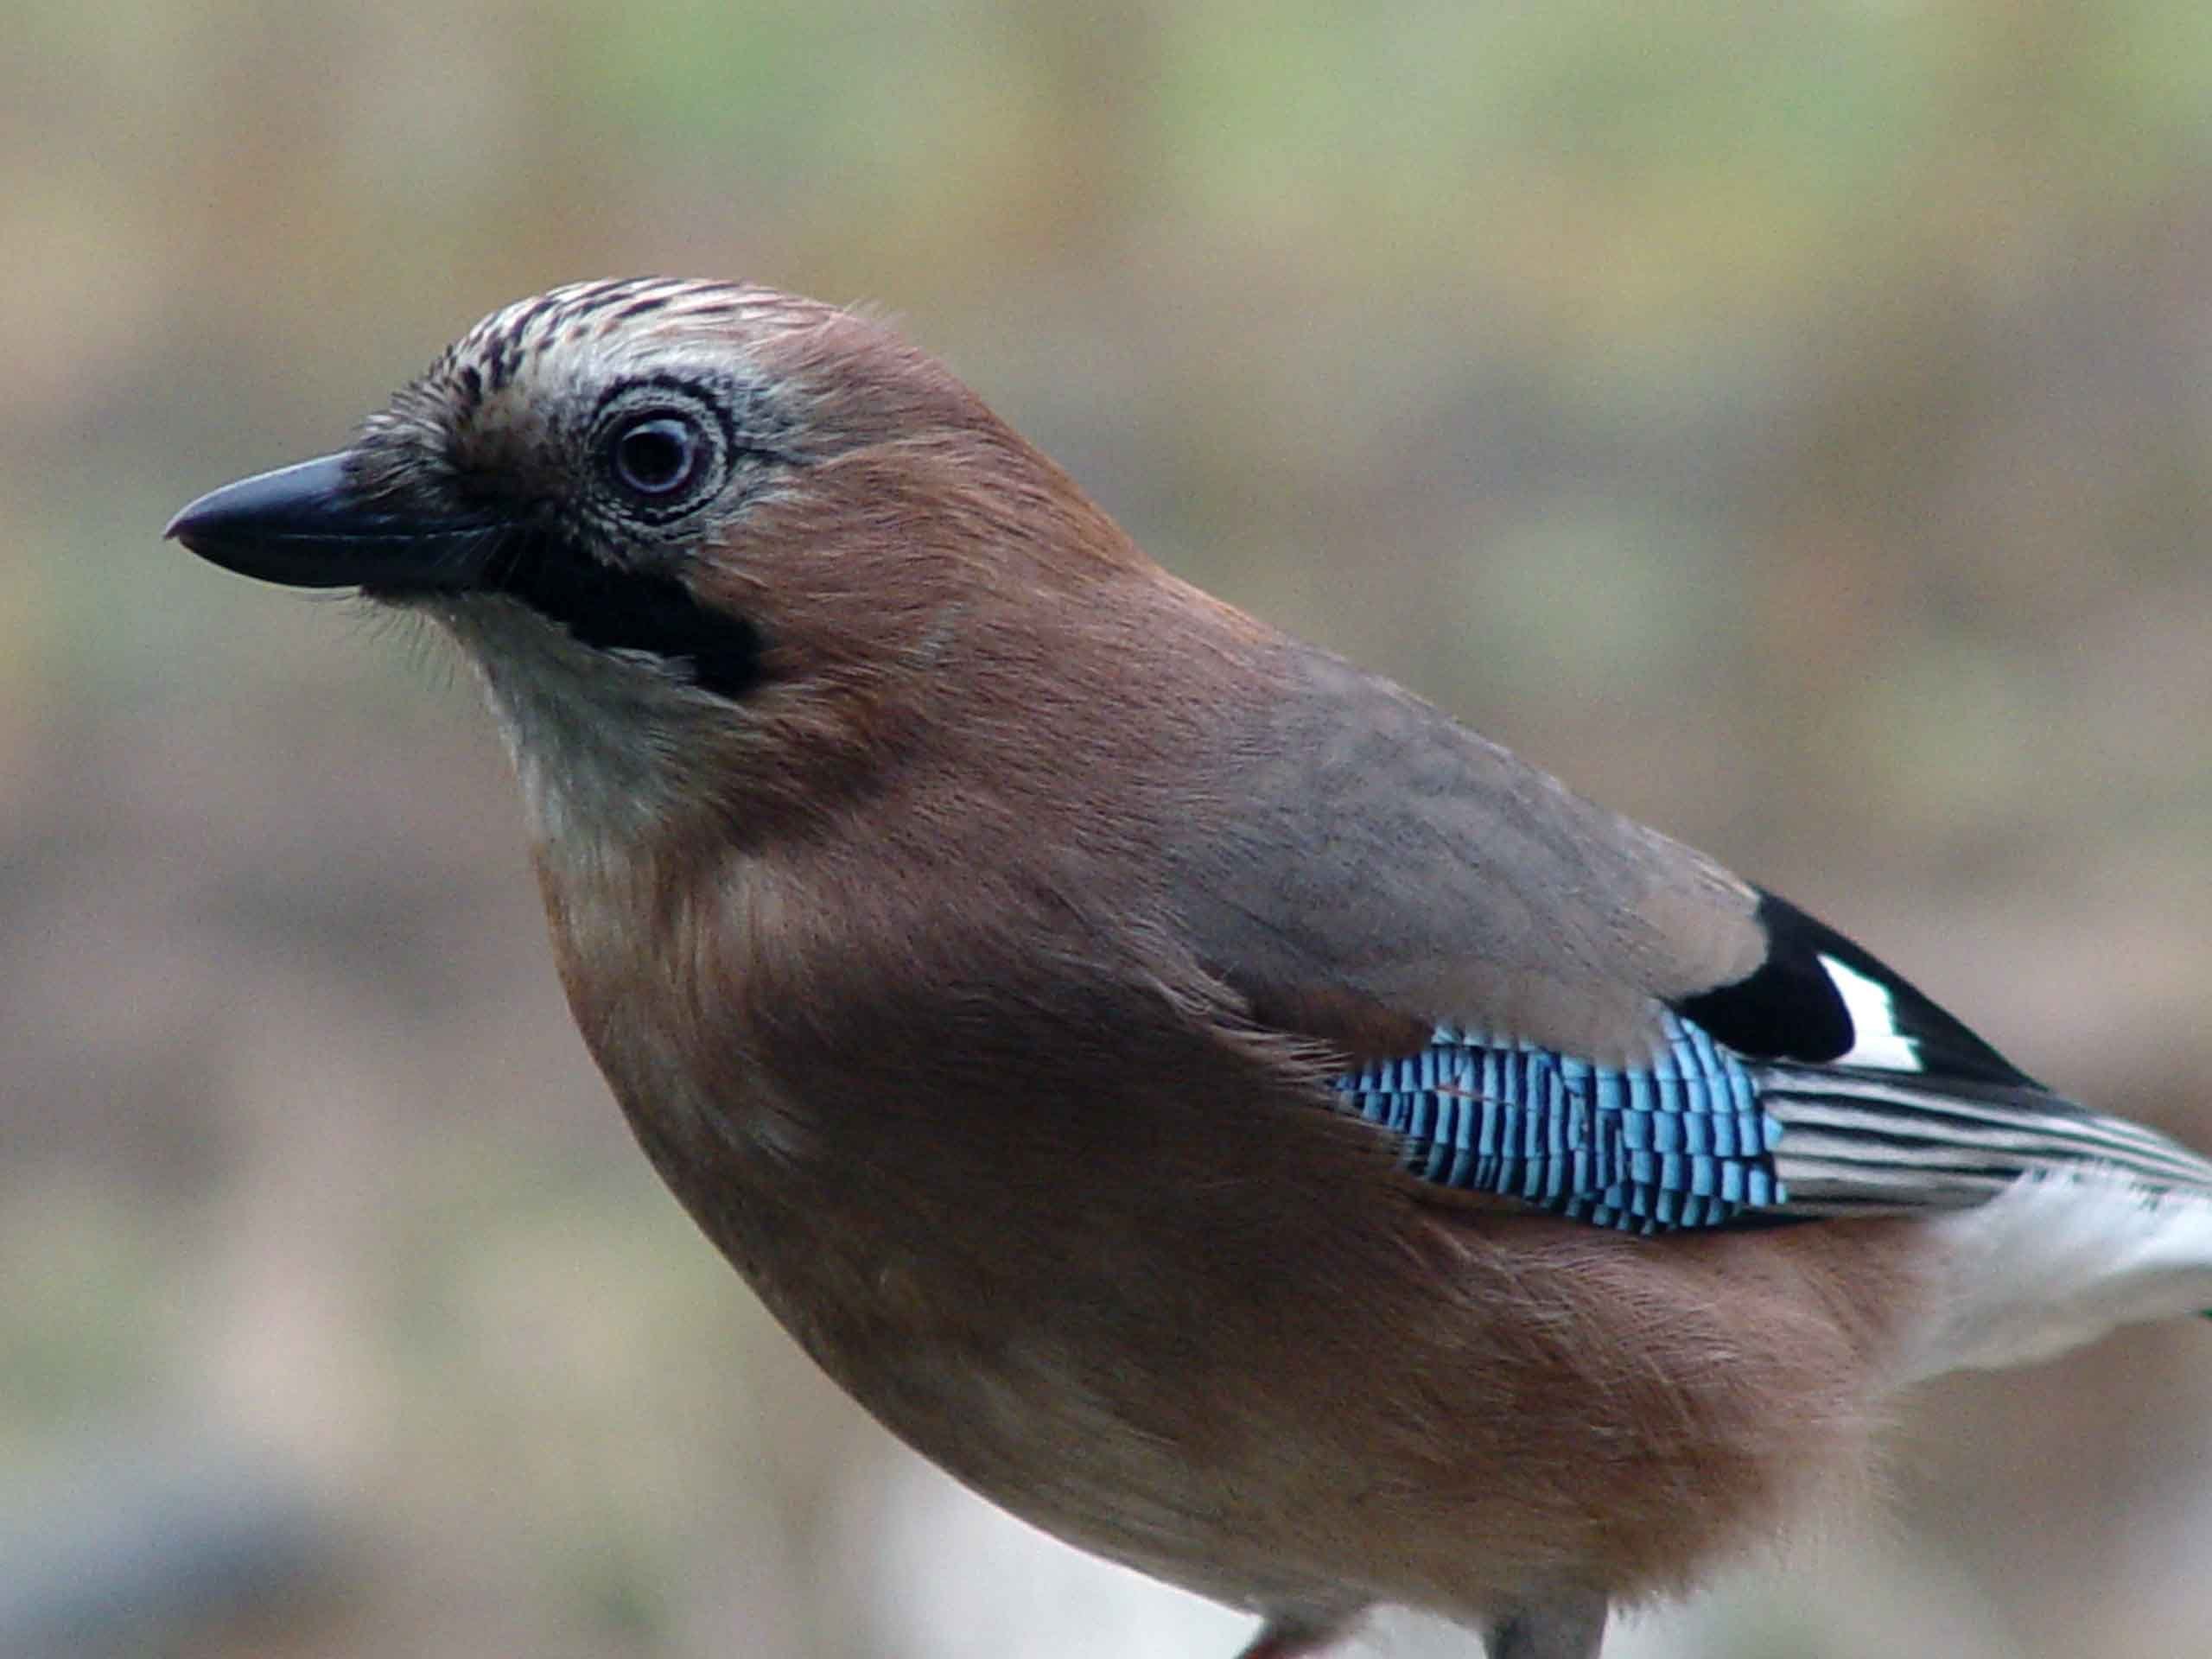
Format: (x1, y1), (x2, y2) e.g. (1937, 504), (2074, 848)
(4, 3), (2212, 1656)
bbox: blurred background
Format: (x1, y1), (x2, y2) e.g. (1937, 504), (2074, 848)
(6, 2), (2212, 1655)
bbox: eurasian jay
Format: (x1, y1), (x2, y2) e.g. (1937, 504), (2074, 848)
(168, 278), (2212, 1659)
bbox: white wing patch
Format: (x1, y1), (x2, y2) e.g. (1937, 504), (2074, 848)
(1819, 953), (1924, 1071)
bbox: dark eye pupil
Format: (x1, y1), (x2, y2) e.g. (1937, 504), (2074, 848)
(613, 417), (696, 494)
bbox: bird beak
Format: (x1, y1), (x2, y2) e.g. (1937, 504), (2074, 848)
(166, 453), (503, 592)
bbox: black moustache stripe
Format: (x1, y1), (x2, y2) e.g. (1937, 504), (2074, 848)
(485, 532), (766, 702)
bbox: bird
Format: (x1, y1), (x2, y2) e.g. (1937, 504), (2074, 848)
(167, 276), (2212, 1659)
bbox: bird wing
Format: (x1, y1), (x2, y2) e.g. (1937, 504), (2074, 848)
(1167, 645), (2212, 1232)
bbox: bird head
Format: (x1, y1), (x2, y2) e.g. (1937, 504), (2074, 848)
(168, 278), (1160, 850)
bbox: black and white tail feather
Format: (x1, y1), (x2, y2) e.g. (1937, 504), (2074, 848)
(1758, 1020), (2212, 1378)
(1705, 892), (2212, 1380)
(1763, 1066), (2212, 1214)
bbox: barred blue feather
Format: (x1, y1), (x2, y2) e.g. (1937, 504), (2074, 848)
(1337, 1013), (2212, 1232)
(1334, 1013), (1786, 1233)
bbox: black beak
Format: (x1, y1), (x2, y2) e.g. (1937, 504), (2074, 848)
(166, 454), (504, 591)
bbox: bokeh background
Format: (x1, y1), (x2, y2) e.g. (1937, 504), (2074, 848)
(7, 3), (2212, 1656)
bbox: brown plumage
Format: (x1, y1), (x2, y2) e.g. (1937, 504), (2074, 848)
(168, 278), (2212, 1659)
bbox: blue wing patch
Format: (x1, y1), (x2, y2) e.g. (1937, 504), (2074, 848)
(1334, 1013), (1787, 1233)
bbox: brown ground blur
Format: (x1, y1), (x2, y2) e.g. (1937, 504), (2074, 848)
(6, 5), (2212, 1656)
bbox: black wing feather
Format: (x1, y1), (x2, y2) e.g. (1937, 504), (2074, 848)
(1672, 888), (2037, 1088)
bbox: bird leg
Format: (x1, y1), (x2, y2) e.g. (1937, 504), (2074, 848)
(1236, 1614), (1354, 1658)
(1488, 1592), (1608, 1659)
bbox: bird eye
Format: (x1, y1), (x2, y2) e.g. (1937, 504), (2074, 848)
(609, 415), (704, 499)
